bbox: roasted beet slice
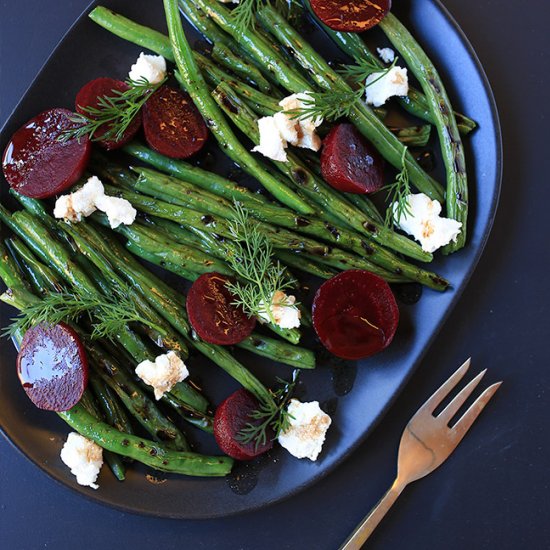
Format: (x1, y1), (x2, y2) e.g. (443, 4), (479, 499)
(321, 123), (384, 194)
(310, 0), (391, 32)
(142, 85), (208, 159)
(312, 270), (399, 360)
(2, 108), (91, 198)
(17, 323), (89, 411)
(75, 77), (142, 150)
(186, 272), (256, 345)
(214, 389), (274, 460)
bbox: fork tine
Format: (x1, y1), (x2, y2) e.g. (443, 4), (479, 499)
(438, 369), (487, 425)
(451, 382), (502, 441)
(416, 358), (471, 415)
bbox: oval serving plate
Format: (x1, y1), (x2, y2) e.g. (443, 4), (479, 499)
(0, 0), (501, 518)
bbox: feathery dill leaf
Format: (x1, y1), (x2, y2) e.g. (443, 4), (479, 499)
(59, 76), (166, 144)
(382, 147), (413, 228)
(4, 284), (164, 340)
(232, 0), (301, 32)
(237, 370), (299, 450)
(287, 58), (398, 122)
(224, 202), (296, 324)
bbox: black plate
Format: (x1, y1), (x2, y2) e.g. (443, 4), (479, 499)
(0, 0), (501, 518)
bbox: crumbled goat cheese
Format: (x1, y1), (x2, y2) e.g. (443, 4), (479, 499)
(257, 290), (301, 329)
(135, 351), (189, 400)
(278, 93), (323, 151)
(365, 66), (409, 107)
(252, 116), (289, 162)
(128, 52), (167, 85)
(393, 193), (462, 253)
(60, 432), (103, 489)
(54, 176), (137, 229)
(53, 175), (104, 222)
(278, 399), (332, 461)
(377, 47), (396, 64)
(252, 92), (322, 162)
(95, 195), (137, 229)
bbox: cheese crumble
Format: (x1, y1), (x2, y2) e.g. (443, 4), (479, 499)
(135, 351), (189, 400)
(393, 193), (462, 253)
(60, 432), (103, 489)
(278, 399), (332, 461)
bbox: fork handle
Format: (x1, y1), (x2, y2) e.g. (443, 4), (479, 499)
(340, 479), (406, 549)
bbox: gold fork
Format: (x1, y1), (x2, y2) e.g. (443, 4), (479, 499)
(340, 358), (502, 549)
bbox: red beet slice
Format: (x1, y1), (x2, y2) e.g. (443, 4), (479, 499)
(75, 77), (142, 150)
(214, 389), (274, 460)
(142, 85), (208, 159)
(17, 323), (89, 411)
(321, 123), (384, 194)
(2, 108), (91, 198)
(186, 272), (256, 345)
(312, 270), (399, 360)
(310, 0), (391, 32)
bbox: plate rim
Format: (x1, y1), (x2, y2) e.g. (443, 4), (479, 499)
(0, 0), (503, 519)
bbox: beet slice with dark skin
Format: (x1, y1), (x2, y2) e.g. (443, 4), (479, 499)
(17, 323), (89, 411)
(142, 85), (208, 159)
(2, 108), (91, 199)
(75, 77), (142, 150)
(312, 270), (399, 360)
(321, 123), (385, 194)
(214, 388), (274, 460)
(186, 272), (256, 345)
(310, 0), (391, 32)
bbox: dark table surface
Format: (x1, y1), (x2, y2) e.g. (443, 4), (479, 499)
(1, 1), (549, 548)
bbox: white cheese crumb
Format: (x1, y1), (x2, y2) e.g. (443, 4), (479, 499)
(60, 432), (103, 489)
(95, 195), (137, 229)
(257, 290), (301, 329)
(252, 92), (322, 162)
(278, 399), (332, 461)
(365, 66), (409, 107)
(377, 47), (396, 64)
(278, 93), (323, 151)
(135, 351), (189, 400)
(128, 52), (167, 85)
(252, 116), (288, 162)
(393, 193), (462, 253)
(54, 176), (137, 229)
(217, 0), (240, 3)
(53, 175), (104, 222)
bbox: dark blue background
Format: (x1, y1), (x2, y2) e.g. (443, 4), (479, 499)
(1, 1), (548, 548)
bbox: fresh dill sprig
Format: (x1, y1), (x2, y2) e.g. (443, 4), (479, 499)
(382, 147), (413, 228)
(232, 0), (301, 33)
(338, 56), (398, 90)
(287, 58), (398, 123)
(286, 89), (362, 123)
(59, 76), (167, 143)
(224, 202), (296, 325)
(4, 285), (164, 340)
(237, 370), (299, 450)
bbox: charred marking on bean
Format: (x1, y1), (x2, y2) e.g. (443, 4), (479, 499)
(361, 241), (375, 256)
(296, 217), (310, 227)
(218, 93), (239, 114)
(121, 438), (130, 447)
(201, 214), (215, 226)
(364, 222), (378, 234)
(324, 222), (340, 240)
(138, 441), (146, 449)
(149, 448), (158, 457)
(291, 168), (308, 185)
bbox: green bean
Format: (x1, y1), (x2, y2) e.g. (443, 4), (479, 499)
(379, 13), (468, 253)
(89, 373), (134, 435)
(123, 141), (268, 207)
(60, 403), (233, 476)
(275, 250), (337, 280)
(238, 333), (315, 369)
(389, 125), (432, 147)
